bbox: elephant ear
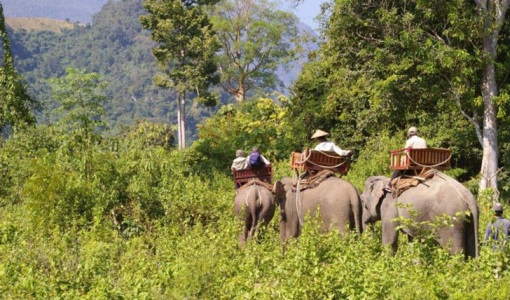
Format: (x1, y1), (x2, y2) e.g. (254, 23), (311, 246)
(368, 179), (386, 216)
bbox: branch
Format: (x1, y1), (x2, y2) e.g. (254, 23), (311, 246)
(448, 78), (484, 146)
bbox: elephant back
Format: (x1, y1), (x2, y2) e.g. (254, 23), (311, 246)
(292, 169), (336, 192)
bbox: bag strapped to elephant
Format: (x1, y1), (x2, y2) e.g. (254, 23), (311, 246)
(291, 169), (336, 192)
(237, 178), (274, 192)
(391, 168), (437, 197)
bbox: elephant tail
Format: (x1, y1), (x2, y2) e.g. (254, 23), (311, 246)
(246, 185), (260, 238)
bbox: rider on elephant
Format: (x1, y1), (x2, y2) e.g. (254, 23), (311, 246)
(247, 146), (271, 168)
(384, 126), (427, 192)
(231, 149), (247, 172)
(311, 129), (351, 156)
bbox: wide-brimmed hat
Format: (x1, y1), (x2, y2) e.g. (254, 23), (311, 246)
(408, 126), (418, 134)
(493, 203), (503, 212)
(311, 129), (329, 139)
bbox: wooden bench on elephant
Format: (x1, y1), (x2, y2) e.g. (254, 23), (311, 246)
(290, 148), (351, 176)
(390, 148), (452, 171)
(233, 165), (273, 187)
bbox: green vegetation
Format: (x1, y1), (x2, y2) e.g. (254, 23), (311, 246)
(1, 114), (510, 298)
(2, 0), (510, 297)
(141, 0), (221, 149)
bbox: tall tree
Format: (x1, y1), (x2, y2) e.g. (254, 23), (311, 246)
(0, 3), (36, 135)
(141, 0), (220, 149)
(210, 0), (299, 102)
(474, 0), (510, 194)
(291, 0), (510, 196)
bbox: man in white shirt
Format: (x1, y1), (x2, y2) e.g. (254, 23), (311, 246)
(404, 126), (427, 150)
(385, 127), (427, 192)
(231, 149), (247, 171)
(311, 129), (351, 156)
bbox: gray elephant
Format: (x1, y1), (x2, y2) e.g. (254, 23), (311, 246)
(233, 181), (275, 245)
(273, 176), (363, 244)
(361, 173), (479, 257)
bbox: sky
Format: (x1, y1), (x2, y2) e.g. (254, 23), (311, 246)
(2, 0), (324, 31)
(283, 0), (323, 31)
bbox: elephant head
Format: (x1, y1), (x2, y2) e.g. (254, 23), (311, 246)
(360, 173), (479, 258)
(273, 179), (289, 222)
(361, 176), (389, 229)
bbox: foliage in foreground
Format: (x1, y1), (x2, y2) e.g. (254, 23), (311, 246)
(0, 121), (509, 299)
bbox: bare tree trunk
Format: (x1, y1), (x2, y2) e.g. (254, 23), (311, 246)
(474, 0), (510, 197)
(176, 92), (186, 150)
(234, 85), (245, 103)
(479, 56), (499, 195)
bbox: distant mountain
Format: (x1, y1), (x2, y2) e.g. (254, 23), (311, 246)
(5, 0), (317, 138)
(2, 0), (108, 23)
(6, 17), (77, 33)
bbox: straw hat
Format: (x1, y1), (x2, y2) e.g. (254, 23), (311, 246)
(408, 127), (418, 134)
(311, 129), (329, 139)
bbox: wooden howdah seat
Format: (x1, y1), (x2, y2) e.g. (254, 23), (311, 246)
(390, 147), (451, 171)
(290, 148), (351, 176)
(232, 164), (273, 187)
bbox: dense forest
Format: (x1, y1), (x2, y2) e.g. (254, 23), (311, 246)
(1, 0), (510, 298)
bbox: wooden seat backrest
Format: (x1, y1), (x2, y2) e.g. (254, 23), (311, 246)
(390, 148), (451, 171)
(233, 165), (273, 186)
(291, 149), (351, 175)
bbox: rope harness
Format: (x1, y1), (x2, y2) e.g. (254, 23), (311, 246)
(406, 151), (452, 169)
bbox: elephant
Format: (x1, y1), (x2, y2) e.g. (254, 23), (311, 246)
(361, 173), (479, 257)
(273, 176), (363, 245)
(233, 181), (275, 245)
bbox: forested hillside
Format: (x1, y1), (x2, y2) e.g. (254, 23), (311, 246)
(7, 0), (183, 135)
(6, 0), (308, 138)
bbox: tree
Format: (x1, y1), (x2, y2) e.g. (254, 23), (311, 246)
(141, 0), (220, 150)
(290, 0), (510, 196)
(0, 3), (36, 135)
(473, 0), (510, 195)
(210, 0), (299, 102)
(48, 67), (108, 149)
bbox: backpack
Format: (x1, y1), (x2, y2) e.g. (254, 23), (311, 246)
(248, 152), (264, 168)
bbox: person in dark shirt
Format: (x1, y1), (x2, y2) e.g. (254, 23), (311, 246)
(484, 202), (510, 246)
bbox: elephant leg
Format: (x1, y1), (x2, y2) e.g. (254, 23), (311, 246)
(437, 226), (465, 255)
(382, 220), (399, 254)
(407, 235), (414, 243)
(247, 213), (257, 240)
(239, 222), (249, 246)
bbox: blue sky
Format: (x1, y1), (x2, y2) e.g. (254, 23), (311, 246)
(283, 0), (323, 31)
